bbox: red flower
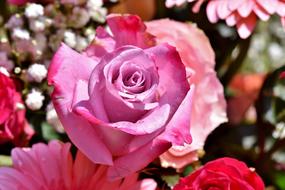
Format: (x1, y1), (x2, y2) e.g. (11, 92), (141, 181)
(173, 157), (264, 190)
(0, 72), (34, 146)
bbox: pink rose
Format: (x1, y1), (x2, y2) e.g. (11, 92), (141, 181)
(146, 19), (227, 170)
(0, 72), (34, 146)
(48, 14), (193, 179)
(173, 157), (265, 190)
(0, 140), (157, 190)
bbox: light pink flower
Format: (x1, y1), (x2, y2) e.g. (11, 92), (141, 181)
(0, 140), (157, 190)
(48, 14), (193, 179)
(206, 0), (278, 39)
(0, 72), (34, 146)
(146, 19), (227, 170)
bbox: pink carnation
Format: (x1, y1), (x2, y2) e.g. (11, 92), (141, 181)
(0, 140), (157, 190)
(146, 19), (227, 170)
(48, 14), (193, 179)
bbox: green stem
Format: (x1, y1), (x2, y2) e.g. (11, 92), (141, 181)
(221, 37), (251, 87)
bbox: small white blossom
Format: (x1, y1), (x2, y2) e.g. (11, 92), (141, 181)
(29, 18), (46, 32)
(69, 7), (90, 28)
(25, 89), (45, 111)
(27, 63), (47, 83)
(75, 35), (88, 51)
(87, 0), (103, 8)
(84, 27), (96, 43)
(46, 103), (65, 133)
(25, 3), (44, 18)
(64, 30), (77, 48)
(87, 0), (107, 23)
(12, 28), (30, 40)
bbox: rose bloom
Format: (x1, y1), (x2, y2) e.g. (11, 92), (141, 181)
(0, 72), (33, 146)
(146, 19), (227, 170)
(48, 14), (193, 179)
(0, 140), (157, 190)
(173, 157), (265, 190)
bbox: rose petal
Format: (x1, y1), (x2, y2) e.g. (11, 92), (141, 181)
(108, 137), (171, 180)
(161, 87), (194, 145)
(107, 14), (155, 49)
(48, 44), (113, 165)
(145, 43), (189, 115)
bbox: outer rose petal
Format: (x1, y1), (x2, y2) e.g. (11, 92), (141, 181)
(146, 19), (227, 169)
(85, 14), (156, 59)
(108, 137), (171, 180)
(48, 43), (113, 165)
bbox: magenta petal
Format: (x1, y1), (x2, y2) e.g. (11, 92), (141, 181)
(145, 43), (189, 114)
(161, 86), (194, 146)
(48, 45), (113, 165)
(73, 98), (133, 157)
(107, 138), (171, 180)
(84, 27), (116, 61)
(107, 14), (156, 49)
(110, 104), (170, 135)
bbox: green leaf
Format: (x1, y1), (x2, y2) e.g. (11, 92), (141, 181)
(41, 122), (60, 141)
(275, 171), (285, 189)
(0, 155), (12, 167)
(183, 165), (194, 176)
(162, 175), (180, 188)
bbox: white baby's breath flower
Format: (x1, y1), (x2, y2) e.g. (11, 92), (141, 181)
(27, 63), (47, 83)
(25, 89), (45, 111)
(273, 122), (285, 139)
(12, 28), (30, 40)
(69, 7), (90, 28)
(86, 0), (103, 8)
(46, 103), (65, 133)
(29, 18), (46, 32)
(86, 0), (107, 23)
(64, 30), (77, 48)
(25, 3), (44, 18)
(75, 35), (88, 51)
